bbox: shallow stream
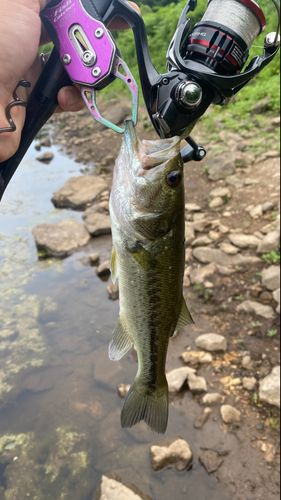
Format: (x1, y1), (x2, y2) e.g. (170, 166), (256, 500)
(0, 139), (231, 499)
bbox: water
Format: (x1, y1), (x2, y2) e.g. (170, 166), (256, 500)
(0, 140), (230, 499)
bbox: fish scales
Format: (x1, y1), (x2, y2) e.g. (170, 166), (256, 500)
(109, 120), (193, 434)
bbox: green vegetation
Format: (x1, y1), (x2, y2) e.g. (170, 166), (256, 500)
(267, 329), (278, 337)
(262, 250), (280, 265)
(251, 321), (263, 328)
(234, 295), (244, 301)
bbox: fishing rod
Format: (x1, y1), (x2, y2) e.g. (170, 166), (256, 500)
(0, 0), (280, 200)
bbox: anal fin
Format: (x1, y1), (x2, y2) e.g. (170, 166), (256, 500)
(109, 316), (133, 361)
(174, 297), (194, 332)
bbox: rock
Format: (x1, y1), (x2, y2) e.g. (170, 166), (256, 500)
(118, 384), (130, 398)
(226, 176), (245, 189)
(193, 247), (261, 267)
(84, 212), (111, 236)
(262, 201), (276, 213)
(52, 176), (108, 210)
(237, 300), (275, 320)
(261, 443), (276, 464)
(185, 247), (193, 262)
(261, 222), (280, 235)
(245, 177), (259, 186)
(187, 373), (207, 393)
(185, 203), (202, 212)
(249, 204), (263, 218)
(195, 333), (227, 352)
(192, 236), (212, 247)
(242, 356), (252, 369)
(220, 405), (241, 424)
(150, 437), (193, 472)
(107, 283), (119, 300)
(218, 224), (229, 234)
(273, 288), (280, 314)
(35, 143), (41, 151)
(83, 201), (110, 219)
(259, 366), (280, 408)
(202, 393), (222, 405)
(219, 242), (239, 255)
(96, 475), (145, 500)
(36, 151), (54, 162)
(228, 233), (260, 249)
(32, 220), (90, 258)
(209, 187), (231, 199)
(234, 152), (254, 168)
(39, 137), (51, 147)
(209, 197), (224, 209)
(89, 252), (99, 264)
(257, 231), (280, 254)
(96, 260), (111, 277)
(253, 96), (270, 114)
(271, 116), (280, 127)
(261, 266), (280, 291)
(236, 140), (253, 152)
(217, 265), (236, 276)
(208, 156), (236, 181)
(243, 377), (257, 391)
(181, 351), (213, 367)
(166, 367), (196, 393)
(185, 223), (196, 246)
(101, 105), (131, 130)
(209, 230), (221, 241)
(189, 263), (217, 285)
(193, 212), (206, 222)
(194, 408), (212, 429)
(199, 450), (223, 474)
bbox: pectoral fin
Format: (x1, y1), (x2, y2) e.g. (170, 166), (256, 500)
(127, 241), (159, 272)
(110, 247), (118, 284)
(109, 316), (133, 361)
(174, 297), (194, 332)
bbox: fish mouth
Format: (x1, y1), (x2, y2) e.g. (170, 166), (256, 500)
(124, 119), (139, 156)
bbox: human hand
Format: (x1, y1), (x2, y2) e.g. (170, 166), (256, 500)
(0, 0), (140, 162)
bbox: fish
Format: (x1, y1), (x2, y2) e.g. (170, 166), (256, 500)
(109, 120), (193, 434)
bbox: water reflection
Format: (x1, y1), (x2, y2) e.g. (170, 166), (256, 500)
(0, 140), (230, 499)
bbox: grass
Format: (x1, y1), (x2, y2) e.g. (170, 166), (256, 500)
(251, 321), (263, 328)
(234, 295), (244, 301)
(267, 330), (278, 337)
(253, 393), (258, 404)
(262, 250), (280, 265)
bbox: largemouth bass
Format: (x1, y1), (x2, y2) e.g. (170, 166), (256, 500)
(109, 120), (193, 434)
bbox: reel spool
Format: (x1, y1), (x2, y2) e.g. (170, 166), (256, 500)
(182, 0), (266, 75)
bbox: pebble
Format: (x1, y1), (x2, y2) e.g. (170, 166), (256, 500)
(219, 242), (240, 255)
(107, 283), (119, 300)
(262, 201), (276, 213)
(89, 253), (99, 264)
(202, 393), (222, 405)
(181, 351), (213, 366)
(36, 151), (54, 162)
(40, 137), (51, 147)
(96, 260), (111, 277)
(261, 222), (280, 235)
(261, 443), (276, 464)
(192, 236), (212, 247)
(196, 333), (227, 352)
(189, 263), (217, 285)
(209, 187), (231, 199)
(199, 450), (223, 474)
(257, 231), (280, 254)
(271, 116), (280, 127)
(242, 356), (252, 369)
(209, 230), (221, 241)
(242, 377), (257, 391)
(84, 212), (111, 236)
(96, 475), (144, 500)
(259, 366), (280, 409)
(218, 224), (229, 234)
(220, 405), (241, 424)
(217, 265), (236, 276)
(228, 233), (260, 249)
(249, 204), (263, 218)
(187, 373), (208, 393)
(209, 197), (224, 209)
(273, 288), (280, 314)
(245, 177), (259, 186)
(237, 300), (275, 320)
(194, 408), (212, 429)
(150, 437), (193, 472)
(193, 247), (261, 267)
(261, 266), (280, 291)
(185, 247), (193, 262)
(185, 203), (202, 212)
(118, 384), (130, 398)
(166, 367), (196, 393)
(185, 223), (196, 246)
(226, 176), (245, 189)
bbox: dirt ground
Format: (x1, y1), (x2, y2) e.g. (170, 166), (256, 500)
(46, 98), (280, 500)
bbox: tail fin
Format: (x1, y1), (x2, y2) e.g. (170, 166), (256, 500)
(121, 376), (168, 434)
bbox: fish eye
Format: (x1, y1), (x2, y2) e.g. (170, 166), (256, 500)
(166, 170), (181, 188)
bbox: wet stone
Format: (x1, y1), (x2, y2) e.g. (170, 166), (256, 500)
(118, 384), (130, 399)
(202, 393), (222, 405)
(52, 176), (108, 210)
(40, 137), (51, 147)
(89, 252), (99, 264)
(196, 333), (227, 352)
(237, 300), (275, 320)
(259, 366), (280, 409)
(194, 408), (212, 429)
(96, 260), (111, 277)
(107, 283), (119, 300)
(261, 266), (280, 291)
(166, 366), (196, 393)
(199, 450), (223, 474)
(84, 212), (111, 237)
(150, 437), (193, 472)
(96, 475), (147, 500)
(32, 220), (91, 258)
(220, 405), (241, 424)
(36, 151), (54, 162)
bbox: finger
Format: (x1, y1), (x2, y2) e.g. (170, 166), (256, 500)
(108, 2), (140, 30)
(40, 23), (51, 46)
(57, 86), (85, 112)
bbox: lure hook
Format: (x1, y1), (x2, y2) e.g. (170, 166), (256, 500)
(0, 80), (31, 134)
